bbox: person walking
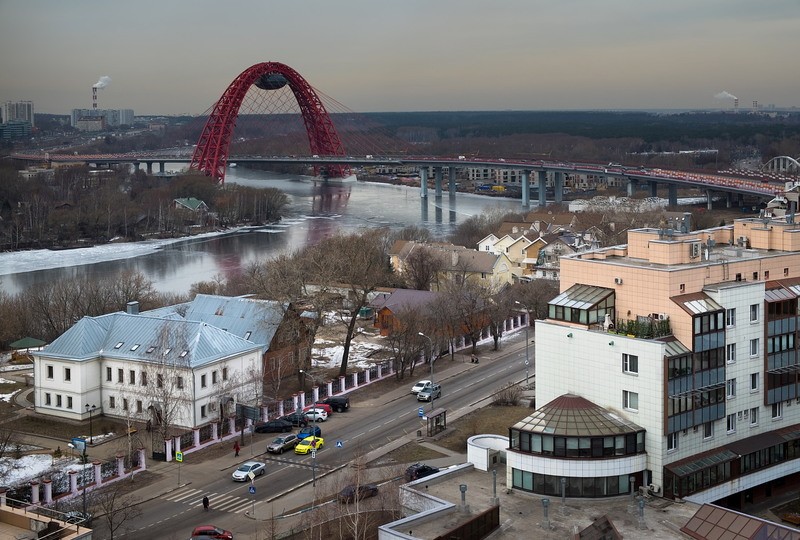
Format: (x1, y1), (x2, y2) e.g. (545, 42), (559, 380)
(202, 495), (209, 512)
(233, 441), (240, 457)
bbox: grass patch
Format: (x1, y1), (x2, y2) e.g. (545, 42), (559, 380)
(375, 442), (448, 466)
(435, 405), (530, 454)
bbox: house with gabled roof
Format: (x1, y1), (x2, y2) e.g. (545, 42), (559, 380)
(369, 288), (441, 337)
(173, 197), (209, 212)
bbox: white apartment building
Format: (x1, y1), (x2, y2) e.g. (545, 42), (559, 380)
(2, 100), (34, 126)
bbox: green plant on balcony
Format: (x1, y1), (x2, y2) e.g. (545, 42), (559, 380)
(614, 317), (671, 339)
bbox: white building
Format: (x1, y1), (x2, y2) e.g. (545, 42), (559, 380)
(2, 100), (34, 127)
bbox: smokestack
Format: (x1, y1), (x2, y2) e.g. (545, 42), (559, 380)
(92, 87), (97, 110)
(734, 98), (739, 112)
(91, 76), (111, 111)
(753, 100), (758, 112)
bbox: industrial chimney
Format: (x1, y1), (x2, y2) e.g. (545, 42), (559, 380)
(92, 87), (97, 110)
(734, 98), (739, 113)
(753, 100), (758, 112)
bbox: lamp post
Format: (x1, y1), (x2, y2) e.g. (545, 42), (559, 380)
(418, 332), (436, 411)
(85, 404), (96, 445)
(515, 301), (531, 387)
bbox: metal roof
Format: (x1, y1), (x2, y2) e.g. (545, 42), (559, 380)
(765, 287), (796, 303)
(181, 294), (286, 348)
(660, 338), (692, 358)
(673, 292), (723, 315)
(549, 284), (614, 311)
(511, 394), (643, 437)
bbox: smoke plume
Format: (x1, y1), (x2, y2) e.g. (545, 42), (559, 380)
(93, 76), (112, 89)
(714, 91), (737, 100)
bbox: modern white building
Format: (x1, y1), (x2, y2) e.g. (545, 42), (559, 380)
(509, 216), (800, 510)
(2, 100), (34, 127)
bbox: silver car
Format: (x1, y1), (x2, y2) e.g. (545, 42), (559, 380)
(417, 384), (441, 402)
(267, 434), (299, 454)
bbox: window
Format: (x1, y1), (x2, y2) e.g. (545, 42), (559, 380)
(772, 402), (783, 419)
(222, 367), (228, 381)
(64, 368), (71, 382)
(750, 339), (759, 356)
(45, 393), (51, 406)
(726, 343), (736, 363)
(122, 398), (128, 411)
(201, 374), (207, 388)
(750, 303), (759, 322)
(117, 368), (124, 383)
(67, 396), (72, 409)
(141, 372), (147, 386)
(765, 271), (769, 279)
(46, 365), (53, 379)
(244, 331), (252, 340)
(130, 344), (140, 351)
(201, 405), (207, 418)
(129, 370), (135, 385)
(726, 308), (736, 327)
(750, 407), (758, 425)
(109, 396), (115, 408)
(726, 379), (736, 399)
(623, 390), (638, 411)
(136, 400), (143, 413)
(753, 272), (759, 280)
(146, 346), (156, 354)
(212, 370), (218, 384)
(56, 395), (62, 407)
(703, 422), (713, 439)
(622, 354), (638, 374)
(667, 433), (678, 452)
(114, 342), (123, 349)
(157, 374), (163, 388)
(106, 367), (112, 381)
(750, 373), (759, 391)
(726, 413), (736, 433)
(680, 284), (685, 293)
(177, 376), (184, 389)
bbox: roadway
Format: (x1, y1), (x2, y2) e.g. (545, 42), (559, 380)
(106, 334), (532, 539)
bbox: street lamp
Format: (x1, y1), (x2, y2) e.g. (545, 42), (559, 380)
(515, 301), (531, 387)
(418, 332), (436, 411)
(85, 404), (96, 445)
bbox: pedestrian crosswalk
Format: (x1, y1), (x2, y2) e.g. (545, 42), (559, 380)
(161, 487), (255, 514)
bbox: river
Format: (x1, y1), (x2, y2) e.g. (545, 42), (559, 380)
(0, 166), (527, 296)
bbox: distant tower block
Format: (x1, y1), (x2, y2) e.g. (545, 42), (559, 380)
(753, 100), (758, 112)
(734, 98), (739, 112)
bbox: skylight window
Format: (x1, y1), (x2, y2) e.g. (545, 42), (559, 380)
(114, 342), (124, 349)
(146, 346), (155, 354)
(179, 350), (189, 358)
(130, 344), (140, 351)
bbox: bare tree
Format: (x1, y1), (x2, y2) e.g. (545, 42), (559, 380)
(402, 244), (445, 291)
(384, 307), (427, 380)
(92, 481), (143, 539)
(513, 279), (560, 325)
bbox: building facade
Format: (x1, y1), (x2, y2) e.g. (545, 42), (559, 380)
(514, 216), (800, 508)
(2, 100), (34, 127)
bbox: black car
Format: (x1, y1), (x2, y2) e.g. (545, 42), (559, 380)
(337, 483), (379, 503)
(321, 395), (350, 412)
(404, 463), (440, 482)
(254, 419), (293, 433)
(280, 411), (309, 427)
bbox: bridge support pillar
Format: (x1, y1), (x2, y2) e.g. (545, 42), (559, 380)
(521, 170), (530, 207)
(726, 192), (733, 208)
(554, 172), (564, 204)
(649, 181), (659, 197)
(133, 163), (140, 173)
(146, 162), (153, 175)
(737, 193), (744, 207)
(159, 162), (165, 173)
(434, 167), (443, 198)
(627, 178), (638, 197)
(538, 170), (547, 207)
(668, 184), (678, 206)
(420, 167), (429, 198)
(707, 190), (713, 210)
(448, 166), (457, 195)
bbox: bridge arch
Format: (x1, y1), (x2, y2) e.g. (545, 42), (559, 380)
(762, 155), (800, 174)
(189, 62), (349, 183)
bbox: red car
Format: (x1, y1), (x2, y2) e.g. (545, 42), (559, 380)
(190, 525), (233, 539)
(303, 402), (333, 416)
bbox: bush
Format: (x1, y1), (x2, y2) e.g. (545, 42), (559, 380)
(493, 382), (522, 406)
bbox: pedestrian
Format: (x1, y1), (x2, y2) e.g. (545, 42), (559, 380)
(202, 495), (209, 512)
(233, 441), (240, 457)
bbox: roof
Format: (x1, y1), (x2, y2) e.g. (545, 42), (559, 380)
(369, 288), (440, 312)
(673, 292), (723, 315)
(681, 504), (800, 540)
(174, 197), (207, 211)
(549, 284), (614, 311)
(9, 337), (46, 349)
(37, 312), (259, 368)
(511, 394), (644, 437)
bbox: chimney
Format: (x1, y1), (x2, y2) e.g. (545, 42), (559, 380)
(93, 87), (97, 110)
(734, 98), (739, 113)
(126, 301), (139, 315)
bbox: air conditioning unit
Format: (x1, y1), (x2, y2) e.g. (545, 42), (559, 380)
(614, 277), (623, 285)
(648, 484), (661, 494)
(689, 242), (701, 258)
(657, 313), (667, 321)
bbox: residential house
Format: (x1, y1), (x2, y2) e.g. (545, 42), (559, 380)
(370, 289), (440, 337)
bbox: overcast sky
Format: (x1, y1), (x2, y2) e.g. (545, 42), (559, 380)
(1, 0), (797, 115)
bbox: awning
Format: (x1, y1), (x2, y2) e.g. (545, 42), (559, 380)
(665, 448), (738, 477)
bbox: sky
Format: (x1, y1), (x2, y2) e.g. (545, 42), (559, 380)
(0, 0), (798, 115)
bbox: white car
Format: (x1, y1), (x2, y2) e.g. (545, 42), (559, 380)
(231, 461), (266, 482)
(304, 407), (328, 422)
(411, 380), (432, 395)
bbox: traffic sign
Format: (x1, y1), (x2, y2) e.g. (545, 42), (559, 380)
(70, 438), (86, 452)
(249, 485), (256, 495)
(175, 451), (183, 462)
(418, 407), (424, 417)
(311, 450), (316, 458)
(336, 440), (343, 448)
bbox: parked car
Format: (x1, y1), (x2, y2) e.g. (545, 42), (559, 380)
(321, 394), (350, 412)
(304, 407), (328, 422)
(417, 383), (441, 402)
(303, 402), (333, 416)
(298, 425), (321, 439)
(404, 463), (440, 482)
(280, 411), (309, 427)
(267, 434), (299, 454)
(254, 419), (293, 433)
(411, 380), (432, 395)
(190, 525), (233, 539)
(295, 436), (324, 455)
(231, 461), (266, 482)
(337, 483), (379, 503)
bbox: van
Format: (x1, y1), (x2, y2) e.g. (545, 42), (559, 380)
(458, 155), (466, 160)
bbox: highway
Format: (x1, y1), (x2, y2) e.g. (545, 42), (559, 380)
(108, 335), (531, 539)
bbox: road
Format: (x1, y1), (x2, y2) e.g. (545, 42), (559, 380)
(109, 335), (532, 539)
